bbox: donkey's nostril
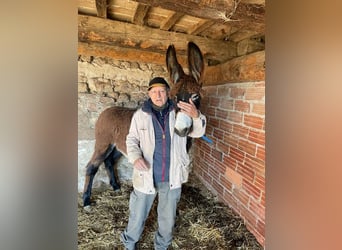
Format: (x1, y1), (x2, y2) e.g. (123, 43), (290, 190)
(174, 127), (190, 137)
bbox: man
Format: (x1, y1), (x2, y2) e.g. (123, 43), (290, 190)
(120, 77), (206, 250)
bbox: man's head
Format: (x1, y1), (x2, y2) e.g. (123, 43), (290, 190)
(148, 77), (170, 107)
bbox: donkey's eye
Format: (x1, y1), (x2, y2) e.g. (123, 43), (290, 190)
(191, 93), (199, 101)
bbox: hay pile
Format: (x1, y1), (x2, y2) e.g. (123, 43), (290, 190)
(78, 175), (262, 249)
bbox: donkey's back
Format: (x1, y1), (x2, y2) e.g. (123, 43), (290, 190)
(94, 106), (136, 157)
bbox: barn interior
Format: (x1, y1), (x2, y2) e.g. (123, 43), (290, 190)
(78, 0), (265, 249)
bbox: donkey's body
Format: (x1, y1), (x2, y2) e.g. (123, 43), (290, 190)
(83, 42), (204, 207)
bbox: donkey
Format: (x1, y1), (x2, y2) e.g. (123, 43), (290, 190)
(82, 42), (205, 207)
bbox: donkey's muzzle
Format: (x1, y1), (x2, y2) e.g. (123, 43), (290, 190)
(174, 112), (193, 137)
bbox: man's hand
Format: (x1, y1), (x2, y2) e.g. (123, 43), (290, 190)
(133, 158), (150, 171)
(177, 98), (199, 118)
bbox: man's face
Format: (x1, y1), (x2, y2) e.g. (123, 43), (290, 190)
(148, 86), (169, 107)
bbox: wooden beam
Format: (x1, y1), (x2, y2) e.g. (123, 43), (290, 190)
(78, 14), (237, 64)
(160, 12), (183, 31)
(78, 41), (187, 66)
(132, 3), (150, 25)
(130, 0), (264, 24)
(95, 0), (107, 18)
(188, 20), (215, 36)
(203, 50), (265, 85)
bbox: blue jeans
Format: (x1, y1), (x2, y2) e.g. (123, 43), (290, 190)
(120, 182), (181, 250)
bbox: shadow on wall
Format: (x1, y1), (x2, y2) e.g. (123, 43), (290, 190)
(78, 140), (133, 192)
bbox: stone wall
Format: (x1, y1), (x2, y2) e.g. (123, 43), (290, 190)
(78, 55), (168, 192)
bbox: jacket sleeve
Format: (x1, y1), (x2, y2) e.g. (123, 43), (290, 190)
(126, 110), (143, 164)
(188, 111), (207, 138)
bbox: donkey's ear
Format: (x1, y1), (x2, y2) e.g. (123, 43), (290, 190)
(166, 44), (185, 84)
(188, 42), (204, 84)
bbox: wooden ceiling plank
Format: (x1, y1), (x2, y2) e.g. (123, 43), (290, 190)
(130, 0), (264, 24)
(95, 0), (108, 18)
(160, 12), (184, 31)
(132, 3), (150, 25)
(187, 19), (215, 36)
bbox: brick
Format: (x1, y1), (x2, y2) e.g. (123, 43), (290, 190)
(256, 146), (265, 161)
(242, 179), (261, 200)
(252, 103), (265, 115)
(209, 96), (220, 106)
(212, 178), (224, 194)
(222, 190), (238, 209)
(233, 124), (249, 139)
(223, 156), (237, 171)
(209, 117), (220, 128)
(221, 99), (234, 110)
(216, 108), (228, 119)
(238, 139), (257, 156)
(248, 129), (265, 145)
(223, 134), (239, 148)
(237, 163), (255, 183)
(228, 111), (243, 123)
(211, 148), (223, 161)
(213, 128), (225, 141)
(225, 167), (243, 188)
(245, 87), (264, 100)
(219, 120), (233, 132)
(205, 106), (216, 117)
(249, 198), (265, 221)
(217, 141), (229, 154)
(208, 163), (221, 180)
(260, 191), (265, 207)
(254, 81), (265, 88)
(244, 114), (264, 129)
(234, 100), (250, 112)
(219, 174), (233, 191)
(203, 86), (217, 96)
(239, 205), (257, 228)
(229, 147), (245, 163)
(216, 161), (228, 175)
(245, 154), (265, 175)
(230, 87), (245, 99)
(217, 85), (230, 96)
(233, 189), (250, 207)
(254, 174), (265, 191)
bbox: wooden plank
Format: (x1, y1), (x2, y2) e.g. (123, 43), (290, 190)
(132, 3), (150, 25)
(78, 41), (187, 66)
(78, 14), (237, 64)
(203, 50), (265, 85)
(160, 12), (184, 31)
(95, 0), (107, 18)
(130, 0), (264, 23)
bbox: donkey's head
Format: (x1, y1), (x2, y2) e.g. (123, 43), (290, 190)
(166, 42), (204, 137)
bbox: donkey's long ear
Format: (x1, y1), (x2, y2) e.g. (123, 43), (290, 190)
(188, 42), (204, 85)
(166, 44), (185, 84)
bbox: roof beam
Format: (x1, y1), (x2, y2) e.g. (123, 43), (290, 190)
(95, 0), (107, 18)
(132, 3), (150, 25)
(160, 12), (183, 31)
(130, 0), (264, 24)
(78, 14), (237, 64)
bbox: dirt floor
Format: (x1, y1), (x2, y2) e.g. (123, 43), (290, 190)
(78, 175), (262, 250)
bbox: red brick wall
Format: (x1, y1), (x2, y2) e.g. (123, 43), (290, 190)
(193, 81), (265, 246)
